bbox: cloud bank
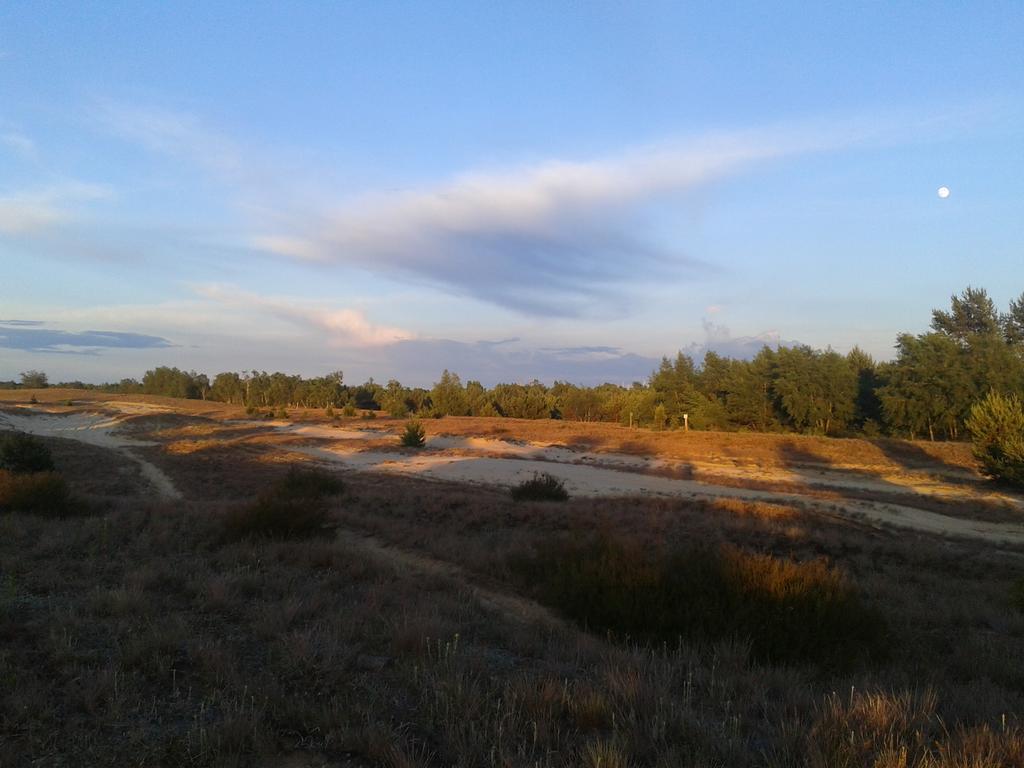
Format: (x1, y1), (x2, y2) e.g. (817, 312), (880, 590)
(0, 322), (173, 355)
(682, 319), (802, 361)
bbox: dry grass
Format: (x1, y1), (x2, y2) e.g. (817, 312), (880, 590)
(1, 399), (1023, 765)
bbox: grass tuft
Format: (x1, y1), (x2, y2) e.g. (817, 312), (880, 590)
(510, 472), (570, 502)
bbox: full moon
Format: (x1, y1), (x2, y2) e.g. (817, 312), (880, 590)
(937, 186), (951, 199)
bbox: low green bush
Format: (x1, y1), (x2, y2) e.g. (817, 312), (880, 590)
(341, 404), (357, 417)
(0, 470), (79, 516)
(399, 420), (426, 448)
(0, 432), (55, 473)
(512, 531), (886, 665)
(967, 391), (1024, 488)
(510, 472), (569, 502)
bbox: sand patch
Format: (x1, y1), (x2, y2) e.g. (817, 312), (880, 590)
(0, 409), (181, 500)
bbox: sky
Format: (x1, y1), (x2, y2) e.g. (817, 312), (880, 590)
(1, 1), (1022, 387)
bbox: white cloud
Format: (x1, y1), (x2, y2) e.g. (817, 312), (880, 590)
(193, 284), (413, 347)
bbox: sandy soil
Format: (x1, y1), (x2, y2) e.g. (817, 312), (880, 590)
(0, 408), (182, 500)
(4, 398), (1024, 544)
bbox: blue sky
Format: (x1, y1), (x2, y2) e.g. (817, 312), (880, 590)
(1, 1), (1022, 386)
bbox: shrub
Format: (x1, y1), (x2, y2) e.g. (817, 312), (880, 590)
(0, 432), (55, 473)
(220, 465), (342, 542)
(399, 420), (426, 448)
(275, 465), (345, 498)
(361, 410), (376, 420)
(275, 407), (289, 419)
(966, 391), (1024, 488)
(0, 470), (78, 516)
(510, 472), (569, 502)
(222, 495), (331, 541)
(325, 405), (335, 418)
(342, 404), (357, 417)
(512, 532), (886, 665)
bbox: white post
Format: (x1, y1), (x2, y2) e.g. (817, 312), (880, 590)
(683, 413), (689, 431)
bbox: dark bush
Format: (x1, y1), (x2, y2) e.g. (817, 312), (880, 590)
(510, 472), (569, 502)
(275, 465), (345, 498)
(512, 531), (886, 665)
(399, 420), (426, 448)
(220, 465), (342, 542)
(0, 432), (55, 473)
(0, 470), (78, 516)
(222, 494), (331, 542)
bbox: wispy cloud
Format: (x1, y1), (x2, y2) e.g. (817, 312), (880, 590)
(0, 131), (36, 158)
(0, 181), (112, 235)
(193, 284), (414, 347)
(94, 102), (244, 180)
(248, 109), (970, 317)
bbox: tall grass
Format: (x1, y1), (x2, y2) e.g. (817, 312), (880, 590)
(512, 530), (886, 665)
(0, 469), (80, 516)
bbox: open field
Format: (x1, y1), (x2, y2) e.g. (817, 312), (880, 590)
(3, 390), (1024, 766)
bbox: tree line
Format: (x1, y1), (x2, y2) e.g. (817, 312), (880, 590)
(6, 287), (1023, 441)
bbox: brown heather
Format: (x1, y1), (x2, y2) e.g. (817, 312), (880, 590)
(0, 406), (1023, 766)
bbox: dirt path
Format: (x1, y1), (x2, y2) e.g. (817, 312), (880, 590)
(0, 409), (182, 500)
(334, 528), (572, 632)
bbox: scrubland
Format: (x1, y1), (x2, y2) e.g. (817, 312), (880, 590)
(2, 393), (1024, 766)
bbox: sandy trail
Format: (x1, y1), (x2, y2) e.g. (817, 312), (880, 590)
(289, 440), (1024, 546)
(0, 409), (182, 500)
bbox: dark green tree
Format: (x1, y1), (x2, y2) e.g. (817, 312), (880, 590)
(931, 286), (1001, 342)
